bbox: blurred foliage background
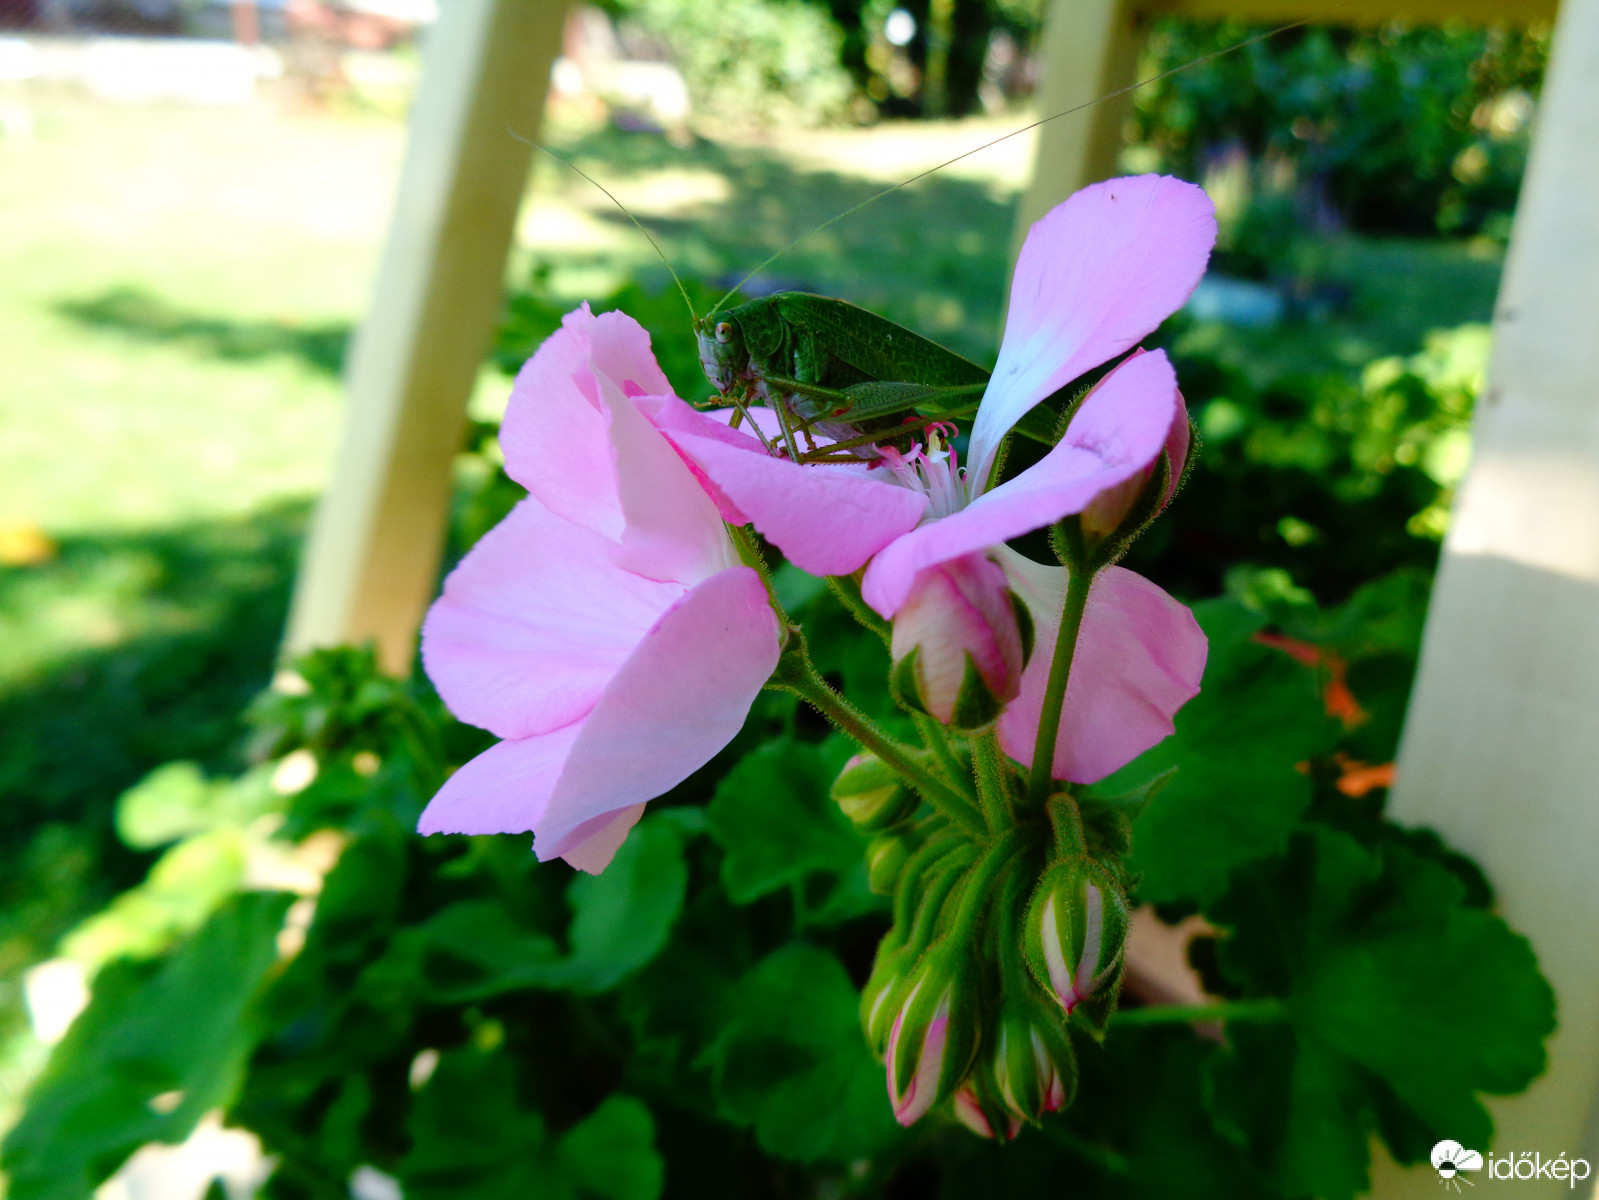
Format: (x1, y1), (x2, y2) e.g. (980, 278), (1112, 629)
(0, 3), (1558, 1197)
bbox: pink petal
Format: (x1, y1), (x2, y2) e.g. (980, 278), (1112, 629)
(558, 803), (646, 874)
(533, 566), (782, 861)
(421, 499), (684, 741)
(586, 309), (674, 399)
(417, 722), (581, 835)
(498, 305), (624, 540)
(969, 176), (1215, 483)
(862, 352), (1178, 616)
(649, 395), (928, 577)
(996, 551), (1206, 784)
(590, 373), (735, 586)
(1161, 390), (1192, 509)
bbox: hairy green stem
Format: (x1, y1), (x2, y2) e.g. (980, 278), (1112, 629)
(727, 522), (786, 616)
(770, 635), (986, 837)
(1110, 999), (1288, 1027)
(913, 713), (967, 787)
(972, 730), (1013, 833)
(826, 576), (891, 647)
(907, 847), (979, 949)
(944, 826), (1024, 950)
(891, 833), (964, 934)
(1026, 559), (1096, 809)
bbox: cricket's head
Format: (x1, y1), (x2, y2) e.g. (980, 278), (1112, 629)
(696, 309), (748, 395)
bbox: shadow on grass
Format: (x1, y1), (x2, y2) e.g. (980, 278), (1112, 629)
(55, 288), (352, 377)
(0, 501), (310, 963)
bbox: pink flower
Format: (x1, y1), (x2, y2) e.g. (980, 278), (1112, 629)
(417, 307), (782, 872)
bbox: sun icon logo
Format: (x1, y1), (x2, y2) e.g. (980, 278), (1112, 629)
(1431, 1141), (1484, 1191)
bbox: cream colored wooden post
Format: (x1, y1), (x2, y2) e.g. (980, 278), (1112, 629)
(1013, 0), (1143, 251)
(1374, 0), (1599, 1193)
(284, 0), (564, 675)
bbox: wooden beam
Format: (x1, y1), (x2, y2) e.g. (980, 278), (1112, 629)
(1375, 0), (1599, 1191)
(1141, 0), (1557, 25)
(1013, 0), (1143, 258)
(283, 0), (565, 675)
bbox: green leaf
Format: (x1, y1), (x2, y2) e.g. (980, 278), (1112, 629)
(557, 817), (689, 993)
(115, 761), (279, 849)
(1205, 828), (1555, 1199)
(1, 893), (294, 1200)
(558, 1096), (664, 1200)
(995, 1027), (1280, 1200)
(707, 739), (862, 905)
(706, 944), (902, 1162)
(412, 900), (564, 1003)
(402, 1047), (662, 1200)
(59, 828), (248, 969)
(407, 818), (687, 1000)
(1104, 599), (1338, 905)
(400, 1045), (552, 1199)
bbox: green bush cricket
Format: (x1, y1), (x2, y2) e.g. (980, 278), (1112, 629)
(534, 18), (1306, 465)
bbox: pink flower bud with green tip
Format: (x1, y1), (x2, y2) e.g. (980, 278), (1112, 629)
(1025, 861), (1130, 1016)
(888, 550), (1031, 730)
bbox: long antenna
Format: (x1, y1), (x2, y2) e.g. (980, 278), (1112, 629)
(708, 15), (1317, 314)
(513, 136), (700, 325)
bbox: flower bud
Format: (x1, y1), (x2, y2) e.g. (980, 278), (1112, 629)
(991, 1002), (1076, 1123)
(866, 831), (913, 895)
(884, 946), (981, 1127)
(831, 752), (918, 831)
(890, 552), (1032, 730)
(1080, 382), (1191, 544)
(861, 940), (914, 1053)
(1024, 861), (1129, 1017)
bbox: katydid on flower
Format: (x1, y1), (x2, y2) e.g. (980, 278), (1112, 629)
(531, 16), (1305, 468)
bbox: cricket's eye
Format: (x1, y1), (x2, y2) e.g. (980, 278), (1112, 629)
(714, 321), (733, 345)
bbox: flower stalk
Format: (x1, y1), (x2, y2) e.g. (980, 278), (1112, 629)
(1025, 540), (1096, 809)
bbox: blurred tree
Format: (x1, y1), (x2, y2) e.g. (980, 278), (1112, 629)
(1132, 20), (1549, 239)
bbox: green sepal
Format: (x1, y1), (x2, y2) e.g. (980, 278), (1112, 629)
(1072, 957), (1126, 1042)
(948, 652), (1003, 731)
(889, 646), (929, 717)
(1009, 589), (1036, 666)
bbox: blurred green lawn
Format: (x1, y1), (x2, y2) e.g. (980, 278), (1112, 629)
(0, 85), (1505, 1125)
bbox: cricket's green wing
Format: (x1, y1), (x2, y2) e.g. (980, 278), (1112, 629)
(771, 293), (991, 389)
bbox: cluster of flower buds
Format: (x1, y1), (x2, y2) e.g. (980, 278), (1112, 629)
(839, 759), (1133, 1138)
